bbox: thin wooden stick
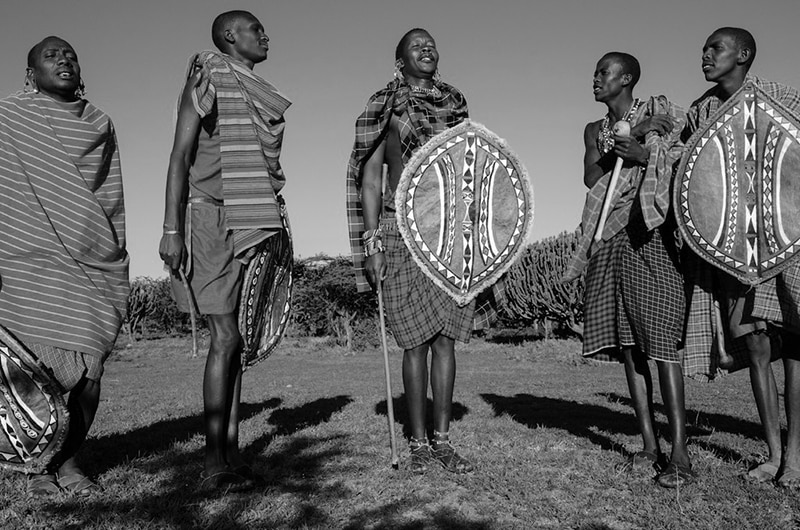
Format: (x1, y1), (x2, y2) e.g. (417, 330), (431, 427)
(594, 120), (631, 242)
(377, 282), (399, 469)
(179, 268), (199, 359)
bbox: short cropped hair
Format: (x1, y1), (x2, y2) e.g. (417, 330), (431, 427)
(395, 28), (431, 61)
(27, 36), (66, 68)
(211, 10), (255, 51)
(713, 27), (757, 69)
(602, 52), (641, 89)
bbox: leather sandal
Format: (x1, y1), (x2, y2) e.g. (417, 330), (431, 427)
(431, 432), (473, 474)
(56, 472), (101, 496)
(27, 473), (62, 497)
(408, 437), (432, 474)
(656, 462), (696, 488)
(746, 462), (779, 484)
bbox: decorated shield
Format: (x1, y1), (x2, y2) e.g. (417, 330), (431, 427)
(0, 325), (69, 474)
(396, 120), (534, 305)
(676, 80), (800, 284)
(238, 202), (293, 368)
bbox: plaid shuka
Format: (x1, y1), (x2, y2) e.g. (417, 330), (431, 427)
(346, 78), (468, 292)
(564, 96), (686, 282)
(186, 51), (291, 257)
(682, 75), (800, 379)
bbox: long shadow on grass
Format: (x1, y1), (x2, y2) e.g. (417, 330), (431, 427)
(600, 391), (757, 463)
(344, 501), (494, 529)
(82, 398), (282, 474)
(481, 393), (641, 453)
(375, 395), (468, 440)
(35, 397), (356, 529)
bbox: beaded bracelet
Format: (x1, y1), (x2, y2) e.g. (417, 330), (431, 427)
(364, 237), (385, 257)
(163, 230), (180, 236)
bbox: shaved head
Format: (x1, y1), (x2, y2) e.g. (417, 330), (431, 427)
(212, 10), (256, 51)
(711, 27), (757, 68)
(601, 52), (641, 88)
(27, 36), (72, 68)
(395, 27), (431, 60)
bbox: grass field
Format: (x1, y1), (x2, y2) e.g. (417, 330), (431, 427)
(1, 335), (799, 529)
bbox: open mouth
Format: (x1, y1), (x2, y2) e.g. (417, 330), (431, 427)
(57, 71), (74, 79)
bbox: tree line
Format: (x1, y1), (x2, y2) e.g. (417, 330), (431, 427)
(123, 231), (584, 349)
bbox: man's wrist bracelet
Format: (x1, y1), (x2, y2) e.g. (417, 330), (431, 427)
(163, 229), (181, 235)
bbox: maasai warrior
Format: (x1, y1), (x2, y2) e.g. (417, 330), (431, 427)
(159, 10), (291, 492)
(681, 27), (800, 488)
(347, 28), (476, 474)
(563, 52), (693, 487)
(0, 36), (129, 496)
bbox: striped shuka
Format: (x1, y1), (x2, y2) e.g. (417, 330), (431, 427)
(0, 93), (129, 359)
(186, 51), (292, 257)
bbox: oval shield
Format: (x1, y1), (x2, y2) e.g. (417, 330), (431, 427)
(676, 80), (800, 284)
(0, 325), (69, 474)
(396, 120), (534, 306)
(238, 203), (293, 368)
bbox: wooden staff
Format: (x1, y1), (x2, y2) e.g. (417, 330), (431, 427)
(594, 120), (631, 242)
(377, 282), (400, 469)
(179, 267), (199, 359)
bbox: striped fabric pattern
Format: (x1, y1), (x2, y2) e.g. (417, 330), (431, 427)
(187, 51), (292, 256)
(346, 78), (468, 292)
(0, 93), (129, 358)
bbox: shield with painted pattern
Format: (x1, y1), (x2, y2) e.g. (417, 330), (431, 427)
(238, 201), (293, 368)
(0, 325), (69, 474)
(395, 120), (534, 306)
(675, 80), (800, 284)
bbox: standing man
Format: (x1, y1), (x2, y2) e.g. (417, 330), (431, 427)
(159, 10), (291, 492)
(347, 28), (474, 474)
(0, 36), (129, 496)
(681, 27), (800, 488)
(564, 52), (693, 487)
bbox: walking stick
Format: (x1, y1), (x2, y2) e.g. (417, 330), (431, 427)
(377, 282), (400, 469)
(179, 267), (199, 359)
(594, 120), (631, 242)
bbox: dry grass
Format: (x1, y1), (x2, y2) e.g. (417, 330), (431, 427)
(1, 336), (799, 529)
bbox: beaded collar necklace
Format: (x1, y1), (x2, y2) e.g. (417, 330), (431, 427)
(598, 98), (641, 155)
(409, 83), (442, 99)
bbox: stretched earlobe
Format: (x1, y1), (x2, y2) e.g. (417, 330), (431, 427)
(23, 69), (38, 94)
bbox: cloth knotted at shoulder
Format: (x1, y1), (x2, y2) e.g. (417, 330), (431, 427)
(346, 77), (468, 292)
(563, 95), (686, 282)
(184, 50), (292, 257)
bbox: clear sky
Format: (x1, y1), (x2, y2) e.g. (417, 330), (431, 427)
(2, 0), (800, 278)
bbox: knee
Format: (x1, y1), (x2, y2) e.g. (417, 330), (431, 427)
(745, 332), (771, 365)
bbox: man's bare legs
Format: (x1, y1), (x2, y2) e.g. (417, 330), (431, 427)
(622, 347), (661, 465)
(743, 331), (782, 481)
(655, 361), (694, 487)
(204, 312), (250, 486)
(778, 334), (800, 487)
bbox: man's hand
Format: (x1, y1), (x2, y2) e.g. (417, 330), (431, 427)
(630, 115), (673, 139)
(613, 135), (649, 165)
(159, 234), (186, 271)
(365, 252), (387, 290)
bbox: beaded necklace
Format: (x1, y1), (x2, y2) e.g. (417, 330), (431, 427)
(409, 83), (442, 99)
(598, 98), (641, 155)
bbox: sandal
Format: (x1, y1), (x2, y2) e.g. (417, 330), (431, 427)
(56, 472), (101, 496)
(615, 451), (661, 473)
(746, 462), (779, 484)
(431, 432), (473, 474)
(777, 467), (800, 490)
(408, 437), (432, 475)
(27, 473), (61, 497)
(656, 462), (696, 488)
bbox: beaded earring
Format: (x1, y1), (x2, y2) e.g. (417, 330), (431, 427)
(394, 59), (404, 81)
(75, 79), (86, 98)
(433, 69), (441, 84)
(23, 69), (38, 94)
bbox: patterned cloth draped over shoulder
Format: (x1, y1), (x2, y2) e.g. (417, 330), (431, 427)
(0, 92), (129, 360)
(681, 75), (800, 380)
(563, 96), (686, 282)
(346, 77), (468, 292)
(185, 51), (292, 257)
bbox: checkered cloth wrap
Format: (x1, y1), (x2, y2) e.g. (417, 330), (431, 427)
(186, 51), (291, 257)
(380, 220), (475, 348)
(564, 96), (686, 282)
(346, 78), (468, 292)
(28, 342), (103, 393)
(682, 75), (800, 379)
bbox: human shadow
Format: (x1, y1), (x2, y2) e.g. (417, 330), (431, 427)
(343, 500), (494, 529)
(375, 394), (469, 440)
(83, 398), (282, 474)
(36, 396), (357, 529)
(481, 393), (642, 454)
